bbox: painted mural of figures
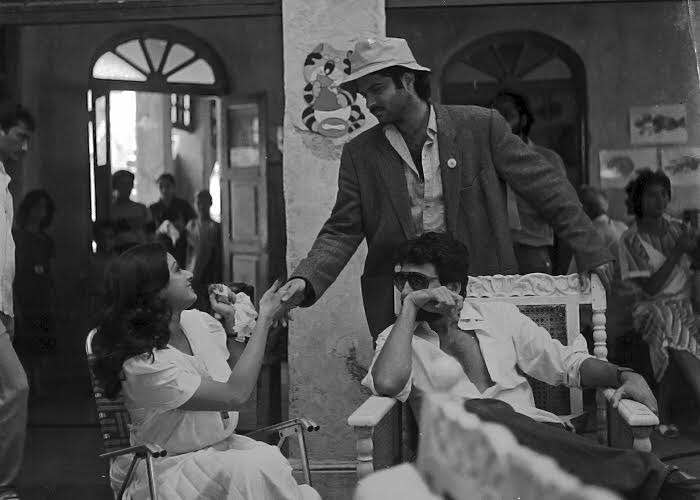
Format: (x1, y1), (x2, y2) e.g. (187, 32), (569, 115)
(301, 43), (365, 138)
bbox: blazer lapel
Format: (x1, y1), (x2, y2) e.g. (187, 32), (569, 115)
(374, 131), (416, 238)
(435, 104), (467, 235)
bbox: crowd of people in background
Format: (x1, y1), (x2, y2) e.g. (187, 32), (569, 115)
(86, 171), (221, 326)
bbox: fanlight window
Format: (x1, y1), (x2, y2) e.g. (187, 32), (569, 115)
(93, 37), (216, 86)
(442, 39), (573, 89)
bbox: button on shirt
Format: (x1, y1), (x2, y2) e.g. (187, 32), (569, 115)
(0, 161), (14, 317)
(362, 300), (592, 424)
(383, 106), (445, 234)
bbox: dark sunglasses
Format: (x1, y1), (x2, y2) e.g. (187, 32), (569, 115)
(393, 271), (439, 291)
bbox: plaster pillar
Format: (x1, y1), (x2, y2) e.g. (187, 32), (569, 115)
(282, 0), (384, 495)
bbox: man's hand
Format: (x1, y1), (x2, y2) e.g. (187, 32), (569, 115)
(278, 278), (307, 308)
(405, 286), (463, 315)
(609, 371), (658, 416)
(587, 262), (614, 293)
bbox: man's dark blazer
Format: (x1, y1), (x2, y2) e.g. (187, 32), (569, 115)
(292, 104), (612, 338)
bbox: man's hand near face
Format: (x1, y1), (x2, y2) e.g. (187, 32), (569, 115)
(403, 286), (463, 317)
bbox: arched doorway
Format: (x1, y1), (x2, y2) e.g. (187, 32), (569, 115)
(440, 31), (588, 188)
(88, 25), (270, 303)
(87, 26), (275, 428)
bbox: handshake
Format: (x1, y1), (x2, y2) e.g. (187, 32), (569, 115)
(208, 278), (309, 334)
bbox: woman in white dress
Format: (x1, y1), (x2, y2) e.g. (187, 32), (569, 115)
(92, 243), (320, 500)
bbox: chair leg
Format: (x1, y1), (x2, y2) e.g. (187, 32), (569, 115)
(117, 454), (140, 500)
(296, 428), (312, 487)
(145, 452), (158, 500)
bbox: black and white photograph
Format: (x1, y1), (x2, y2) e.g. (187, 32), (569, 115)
(2, 1), (700, 500)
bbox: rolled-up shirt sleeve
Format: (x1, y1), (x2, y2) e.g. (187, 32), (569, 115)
(361, 325), (413, 403)
(510, 305), (592, 388)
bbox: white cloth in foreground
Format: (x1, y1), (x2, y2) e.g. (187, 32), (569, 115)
(362, 300), (593, 425)
(111, 309), (320, 500)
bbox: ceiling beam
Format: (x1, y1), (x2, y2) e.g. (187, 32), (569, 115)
(0, 0), (281, 25)
(386, 0), (674, 7)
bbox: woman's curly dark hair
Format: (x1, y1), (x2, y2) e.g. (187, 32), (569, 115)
(624, 168), (671, 218)
(92, 243), (172, 399)
(15, 189), (55, 230)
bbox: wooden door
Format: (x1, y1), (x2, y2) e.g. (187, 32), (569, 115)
(217, 94), (268, 303)
(217, 94), (270, 429)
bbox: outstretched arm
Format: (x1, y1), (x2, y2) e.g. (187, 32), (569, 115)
(489, 110), (612, 273)
(285, 146), (365, 306)
(178, 281), (285, 411)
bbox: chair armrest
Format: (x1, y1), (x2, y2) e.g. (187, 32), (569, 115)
(246, 417), (320, 440)
(603, 388), (658, 452)
(348, 396), (398, 428)
(602, 389), (659, 426)
(348, 396), (400, 481)
(99, 443), (167, 459)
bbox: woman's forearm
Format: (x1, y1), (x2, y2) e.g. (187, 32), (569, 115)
(226, 315), (273, 402)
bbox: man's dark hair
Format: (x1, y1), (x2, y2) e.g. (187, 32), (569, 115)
(375, 66), (432, 102)
(625, 168), (672, 218)
(491, 91), (534, 137)
(0, 103), (36, 132)
(112, 169), (135, 184)
(157, 173), (176, 186)
(394, 232), (469, 296)
(196, 189), (213, 204)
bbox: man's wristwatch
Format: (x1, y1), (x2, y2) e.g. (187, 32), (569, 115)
(616, 366), (636, 387)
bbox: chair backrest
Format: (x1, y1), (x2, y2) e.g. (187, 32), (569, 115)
(85, 329), (133, 454)
(416, 393), (620, 500)
(465, 273), (607, 417)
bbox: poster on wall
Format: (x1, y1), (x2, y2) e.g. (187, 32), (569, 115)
(599, 148), (658, 189)
(660, 147), (700, 185)
(629, 104), (687, 145)
(660, 147), (700, 212)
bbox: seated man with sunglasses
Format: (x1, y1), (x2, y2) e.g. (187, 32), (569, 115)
(363, 231), (700, 499)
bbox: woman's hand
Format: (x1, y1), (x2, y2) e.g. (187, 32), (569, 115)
(258, 280), (286, 323)
(209, 289), (237, 320)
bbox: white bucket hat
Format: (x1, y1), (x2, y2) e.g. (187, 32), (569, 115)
(342, 37), (431, 84)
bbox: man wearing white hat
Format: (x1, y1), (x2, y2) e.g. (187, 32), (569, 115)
(281, 37), (613, 339)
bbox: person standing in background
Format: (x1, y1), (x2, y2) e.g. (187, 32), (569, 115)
(491, 91), (568, 274)
(149, 173), (196, 267)
(186, 190), (222, 311)
(0, 103), (35, 500)
(109, 170), (150, 252)
(13, 189), (56, 398)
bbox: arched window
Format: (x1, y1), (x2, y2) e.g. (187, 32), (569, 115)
(90, 26), (228, 94)
(87, 26), (229, 226)
(440, 31), (587, 186)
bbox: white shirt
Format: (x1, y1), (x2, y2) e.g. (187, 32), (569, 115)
(362, 300), (593, 424)
(383, 106), (445, 234)
(0, 160), (14, 317)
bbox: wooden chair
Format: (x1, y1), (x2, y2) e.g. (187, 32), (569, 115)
(348, 273), (659, 481)
(353, 393), (621, 500)
(85, 329), (320, 499)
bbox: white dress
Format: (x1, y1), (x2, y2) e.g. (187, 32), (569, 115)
(110, 309), (320, 500)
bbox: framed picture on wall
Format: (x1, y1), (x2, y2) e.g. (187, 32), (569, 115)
(629, 104), (687, 145)
(660, 147), (700, 213)
(660, 147), (700, 185)
(599, 148), (658, 188)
